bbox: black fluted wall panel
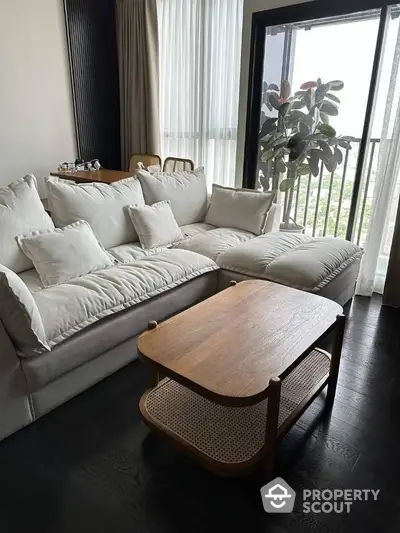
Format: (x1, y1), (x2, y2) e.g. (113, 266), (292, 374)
(64, 0), (121, 169)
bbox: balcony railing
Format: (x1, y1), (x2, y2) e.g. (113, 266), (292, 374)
(282, 137), (379, 247)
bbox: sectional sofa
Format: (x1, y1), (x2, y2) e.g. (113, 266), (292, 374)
(0, 169), (362, 441)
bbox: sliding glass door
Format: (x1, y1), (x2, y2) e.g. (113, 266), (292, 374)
(243, 1), (397, 242)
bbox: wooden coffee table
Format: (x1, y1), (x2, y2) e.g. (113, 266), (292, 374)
(138, 280), (345, 476)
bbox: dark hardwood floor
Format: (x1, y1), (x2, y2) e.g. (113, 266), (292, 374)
(0, 295), (399, 533)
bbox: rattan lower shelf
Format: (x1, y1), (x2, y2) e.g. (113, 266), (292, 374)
(140, 348), (330, 474)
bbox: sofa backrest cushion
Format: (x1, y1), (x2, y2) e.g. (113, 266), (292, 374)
(45, 176), (145, 249)
(0, 264), (49, 357)
(17, 220), (115, 288)
(136, 167), (207, 226)
(128, 201), (183, 249)
(0, 175), (55, 273)
(205, 184), (276, 235)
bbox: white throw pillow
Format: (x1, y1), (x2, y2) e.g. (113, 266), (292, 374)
(0, 175), (55, 273)
(136, 167), (207, 226)
(0, 264), (49, 356)
(205, 184), (276, 235)
(45, 176), (145, 249)
(17, 220), (115, 287)
(128, 201), (184, 249)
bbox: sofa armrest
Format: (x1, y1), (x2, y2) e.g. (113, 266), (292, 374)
(0, 321), (33, 440)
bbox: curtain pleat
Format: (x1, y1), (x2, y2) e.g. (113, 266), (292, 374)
(356, 22), (400, 296)
(157, 0), (243, 187)
(116, 0), (160, 170)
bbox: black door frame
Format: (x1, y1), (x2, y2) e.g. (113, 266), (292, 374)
(243, 0), (393, 239)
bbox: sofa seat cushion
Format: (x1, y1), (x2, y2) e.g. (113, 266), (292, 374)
(180, 223), (214, 239)
(107, 242), (167, 264)
(217, 232), (362, 292)
(21, 270), (218, 392)
(172, 227), (255, 261)
(24, 249), (217, 350)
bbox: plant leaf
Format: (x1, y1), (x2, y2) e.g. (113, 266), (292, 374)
(320, 101), (339, 116)
(291, 100), (305, 110)
(269, 92), (281, 110)
(275, 159), (286, 173)
(279, 178), (295, 192)
(320, 112), (330, 124)
(259, 117), (277, 138)
(326, 93), (340, 104)
(299, 121), (310, 136)
(325, 158), (337, 173)
(261, 149), (275, 162)
(318, 140), (333, 159)
(279, 102), (291, 116)
(268, 83), (279, 91)
(300, 81), (318, 90)
(341, 136), (358, 143)
(298, 164), (311, 175)
(318, 123), (336, 138)
(338, 139), (351, 150)
(334, 146), (343, 165)
(328, 80), (344, 91)
(308, 151), (320, 177)
(315, 83), (330, 104)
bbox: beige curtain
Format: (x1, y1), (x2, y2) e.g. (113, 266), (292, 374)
(116, 0), (160, 170)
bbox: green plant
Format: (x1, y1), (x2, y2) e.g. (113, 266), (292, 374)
(259, 78), (355, 227)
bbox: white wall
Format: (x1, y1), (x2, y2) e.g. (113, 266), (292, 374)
(235, 0), (311, 186)
(0, 0), (76, 196)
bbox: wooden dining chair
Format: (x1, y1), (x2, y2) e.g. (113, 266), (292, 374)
(129, 154), (162, 172)
(162, 157), (195, 173)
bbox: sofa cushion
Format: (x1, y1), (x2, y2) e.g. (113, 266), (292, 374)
(0, 264), (49, 356)
(17, 220), (115, 287)
(128, 201), (183, 249)
(45, 176), (144, 248)
(28, 249), (218, 349)
(107, 242), (166, 264)
(21, 271), (218, 392)
(137, 167), (207, 226)
(217, 232), (362, 292)
(0, 175), (54, 273)
(205, 184), (276, 235)
(173, 227), (255, 261)
(180, 223), (214, 239)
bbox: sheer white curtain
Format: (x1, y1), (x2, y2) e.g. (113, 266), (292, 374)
(356, 22), (400, 296)
(157, 0), (243, 187)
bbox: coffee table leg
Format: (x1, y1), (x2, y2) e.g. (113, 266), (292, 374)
(326, 313), (345, 406)
(146, 321), (160, 387)
(263, 376), (281, 478)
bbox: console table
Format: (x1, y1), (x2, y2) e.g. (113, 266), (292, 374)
(50, 169), (135, 184)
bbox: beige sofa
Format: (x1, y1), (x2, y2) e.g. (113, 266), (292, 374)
(0, 173), (362, 442)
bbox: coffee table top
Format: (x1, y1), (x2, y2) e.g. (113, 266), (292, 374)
(138, 280), (342, 405)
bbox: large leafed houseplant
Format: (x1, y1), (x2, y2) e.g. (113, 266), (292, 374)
(259, 78), (353, 230)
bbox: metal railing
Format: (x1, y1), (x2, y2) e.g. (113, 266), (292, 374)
(284, 137), (380, 247)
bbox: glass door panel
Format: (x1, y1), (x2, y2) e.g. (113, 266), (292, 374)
(257, 11), (381, 236)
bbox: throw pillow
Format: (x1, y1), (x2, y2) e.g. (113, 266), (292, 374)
(136, 167), (207, 226)
(17, 220), (115, 287)
(128, 201), (184, 249)
(0, 264), (49, 356)
(45, 176), (145, 249)
(0, 174), (55, 273)
(205, 184), (276, 235)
